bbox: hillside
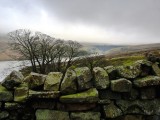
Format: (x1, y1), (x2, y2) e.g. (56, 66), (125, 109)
(106, 43), (160, 56)
(0, 39), (160, 61)
(0, 41), (123, 61)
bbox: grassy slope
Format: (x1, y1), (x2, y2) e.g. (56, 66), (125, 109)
(105, 55), (145, 66)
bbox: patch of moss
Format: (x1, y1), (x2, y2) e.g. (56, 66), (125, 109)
(60, 88), (98, 99)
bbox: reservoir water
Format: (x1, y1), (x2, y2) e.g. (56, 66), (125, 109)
(0, 60), (30, 82)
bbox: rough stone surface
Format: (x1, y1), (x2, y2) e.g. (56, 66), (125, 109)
(44, 72), (63, 91)
(5, 102), (21, 110)
(122, 88), (139, 100)
(75, 67), (93, 91)
(14, 84), (28, 102)
(135, 60), (152, 67)
(60, 88), (99, 103)
(134, 76), (160, 87)
(152, 63), (160, 76)
(99, 89), (121, 100)
(2, 70), (24, 90)
(111, 78), (132, 92)
(140, 87), (156, 99)
(29, 90), (60, 99)
(24, 72), (46, 90)
(36, 109), (70, 120)
(104, 66), (118, 80)
(122, 115), (145, 120)
(70, 112), (101, 120)
(57, 103), (96, 111)
(135, 60), (152, 77)
(98, 99), (111, 105)
(0, 85), (13, 101)
(31, 100), (56, 109)
(103, 102), (123, 118)
(93, 67), (109, 89)
(117, 64), (141, 79)
(116, 99), (160, 115)
(0, 111), (9, 119)
(146, 115), (160, 120)
(60, 69), (77, 95)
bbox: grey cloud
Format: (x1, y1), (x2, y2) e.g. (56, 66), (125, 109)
(39, 0), (160, 35)
(0, 0), (160, 44)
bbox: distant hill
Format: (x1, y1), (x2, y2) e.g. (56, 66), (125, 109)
(105, 43), (160, 56)
(0, 39), (160, 61)
(81, 42), (124, 54)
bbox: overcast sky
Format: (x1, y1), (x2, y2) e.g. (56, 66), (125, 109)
(0, 0), (160, 44)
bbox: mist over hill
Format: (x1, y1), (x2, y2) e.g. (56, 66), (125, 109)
(0, 35), (160, 61)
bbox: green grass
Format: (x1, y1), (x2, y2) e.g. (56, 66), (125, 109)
(105, 55), (145, 66)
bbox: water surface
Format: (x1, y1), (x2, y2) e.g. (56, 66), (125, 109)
(0, 60), (30, 81)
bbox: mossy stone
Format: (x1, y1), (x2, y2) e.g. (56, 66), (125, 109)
(14, 83), (28, 102)
(103, 102), (122, 118)
(24, 72), (46, 90)
(60, 88), (99, 103)
(135, 60), (152, 67)
(2, 70), (24, 90)
(60, 69), (77, 94)
(36, 109), (70, 120)
(29, 90), (60, 99)
(0, 85), (13, 101)
(75, 67), (93, 91)
(111, 78), (132, 92)
(5, 102), (21, 110)
(104, 66), (119, 80)
(116, 99), (160, 115)
(0, 111), (9, 119)
(117, 63), (141, 79)
(44, 72), (62, 91)
(134, 76), (160, 87)
(152, 63), (160, 76)
(70, 112), (101, 120)
(93, 67), (109, 89)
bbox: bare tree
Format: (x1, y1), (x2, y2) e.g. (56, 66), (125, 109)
(8, 29), (39, 72)
(8, 29), (85, 75)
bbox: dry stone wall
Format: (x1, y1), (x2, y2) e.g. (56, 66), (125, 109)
(0, 59), (160, 120)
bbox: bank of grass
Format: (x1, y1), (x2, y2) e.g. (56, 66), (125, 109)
(105, 55), (146, 66)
